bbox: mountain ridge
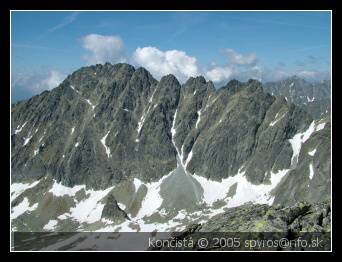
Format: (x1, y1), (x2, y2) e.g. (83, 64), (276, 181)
(11, 62), (331, 232)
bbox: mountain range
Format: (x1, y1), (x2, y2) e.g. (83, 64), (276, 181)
(264, 75), (331, 119)
(11, 63), (331, 233)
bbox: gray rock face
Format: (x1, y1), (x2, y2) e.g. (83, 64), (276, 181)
(273, 118), (331, 205)
(11, 63), (330, 206)
(11, 63), (180, 188)
(101, 194), (129, 223)
(176, 79), (313, 184)
(264, 76), (331, 119)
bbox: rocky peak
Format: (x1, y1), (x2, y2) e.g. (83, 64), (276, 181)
(221, 79), (242, 93)
(183, 75), (214, 95)
(247, 78), (262, 90)
(159, 74), (180, 87)
(185, 76), (206, 86)
(133, 67), (156, 83)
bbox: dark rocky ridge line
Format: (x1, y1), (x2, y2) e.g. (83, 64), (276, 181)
(11, 63), (331, 206)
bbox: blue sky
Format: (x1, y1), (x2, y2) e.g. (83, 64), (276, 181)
(11, 11), (331, 102)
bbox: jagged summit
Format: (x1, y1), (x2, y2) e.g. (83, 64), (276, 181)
(185, 76), (207, 85)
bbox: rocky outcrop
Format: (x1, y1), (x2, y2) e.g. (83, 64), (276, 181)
(101, 194), (130, 223)
(152, 201), (331, 251)
(192, 201), (331, 232)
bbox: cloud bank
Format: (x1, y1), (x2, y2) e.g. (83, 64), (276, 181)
(12, 70), (66, 102)
(132, 46), (200, 82)
(223, 49), (258, 66)
(13, 33), (330, 102)
(81, 34), (126, 65)
(78, 33), (329, 84)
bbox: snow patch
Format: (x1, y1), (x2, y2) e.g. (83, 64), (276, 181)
(71, 127), (75, 134)
(58, 213), (69, 220)
(85, 99), (95, 110)
(195, 110), (201, 129)
(307, 96), (315, 102)
(171, 109), (178, 139)
(308, 148), (317, 156)
(101, 131), (111, 158)
(49, 180), (85, 197)
(14, 122), (27, 134)
(69, 186), (114, 224)
(309, 164), (314, 179)
(184, 150), (193, 169)
(289, 121), (316, 166)
(193, 168), (289, 207)
(149, 87), (158, 103)
(11, 181), (40, 201)
(11, 198), (38, 219)
(137, 87), (158, 135)
(118, 202), (126, 210)
(270, 112), (286, 127)
(43, 220), (58, 231)
(134, 171), (173, 220)
(38, 132), (45, 143)
(137, 114), (146, 134)
(133, 178), (143, 191)
(316, 122), (326, 131)
(23, 134), (33, 146)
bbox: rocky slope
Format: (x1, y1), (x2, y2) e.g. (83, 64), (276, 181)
(11, 63), (331, 232)
(152, 201), (331, 251)
(264, 76), (331, 119)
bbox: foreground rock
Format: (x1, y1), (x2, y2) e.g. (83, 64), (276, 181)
(152, 201), (331, 251)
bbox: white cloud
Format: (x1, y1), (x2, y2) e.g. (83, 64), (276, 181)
(132, 46), (199, 82)
(204, 48), (260, 84)
(40, 70), (65, 90)
(205, 66), (234, 82)
(12, 70), (66, 95)
(296, 70), (328, 80)
(223, 49), (257, 66)
(81, 34), (126, 65)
